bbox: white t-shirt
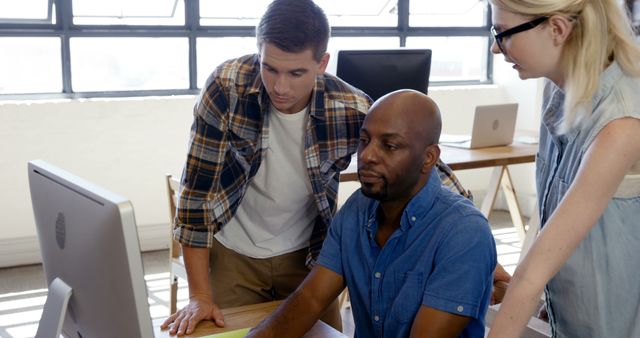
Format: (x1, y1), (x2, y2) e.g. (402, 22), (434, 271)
(214, 104), (318, 258)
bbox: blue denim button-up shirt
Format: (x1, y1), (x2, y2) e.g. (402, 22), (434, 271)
(538, 62), (640, 338)
(317, 168), (496, 338)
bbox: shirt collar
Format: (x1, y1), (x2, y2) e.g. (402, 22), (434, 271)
(543, 61), (623, 140)
(308, 75), (326, 120)
(593, 61), (622, 107)
(401, 167), (441, 230)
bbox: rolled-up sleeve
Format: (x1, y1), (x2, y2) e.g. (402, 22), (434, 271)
(173, 75), (230, 248)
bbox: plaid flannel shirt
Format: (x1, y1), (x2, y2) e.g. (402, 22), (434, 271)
(174, 53), (471, 266)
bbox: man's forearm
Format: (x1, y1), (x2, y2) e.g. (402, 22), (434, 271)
(247, 288), (324, 338)
(182, 245), (213, 299)
(248, 265), (345, 337)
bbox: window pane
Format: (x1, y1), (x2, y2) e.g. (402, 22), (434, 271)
(199, 0), (397, 27)
(199, 0), (268, 26)
(0, 37), (61, 94)
(71, 38), (189, 91)
(405, 37), (489, 82)
(409, 0), (486, 27)
(197, 37), (258, 87)
(0, 0), (49, 20)
(73, 0), (184, 25)
(315, 0), (397, 27)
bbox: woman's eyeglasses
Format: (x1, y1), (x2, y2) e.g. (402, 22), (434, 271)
(491, 16), (549, 54)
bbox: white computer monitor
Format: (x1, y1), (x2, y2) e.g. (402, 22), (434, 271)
(28, 160), (153, 338)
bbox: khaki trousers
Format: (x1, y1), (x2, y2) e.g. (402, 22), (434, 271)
(209, 238), (342, 331)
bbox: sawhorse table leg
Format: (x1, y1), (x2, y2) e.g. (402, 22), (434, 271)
(480, 165), (527, 242)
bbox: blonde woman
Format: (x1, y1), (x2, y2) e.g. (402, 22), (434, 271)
(487, 0), (640, 337)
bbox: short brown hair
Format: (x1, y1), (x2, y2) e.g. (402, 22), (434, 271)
(256, 0), (330, 62)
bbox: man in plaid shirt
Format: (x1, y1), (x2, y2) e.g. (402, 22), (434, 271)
(162, 0), (471, 336)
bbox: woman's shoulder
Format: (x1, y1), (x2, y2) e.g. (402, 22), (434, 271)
(580, 65), (640, 146)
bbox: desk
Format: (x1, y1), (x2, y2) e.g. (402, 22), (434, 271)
(153, 301), (347, 338)
(341, 142), (538, 243)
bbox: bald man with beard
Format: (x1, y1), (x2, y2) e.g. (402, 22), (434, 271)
(248, 90), (497, 338)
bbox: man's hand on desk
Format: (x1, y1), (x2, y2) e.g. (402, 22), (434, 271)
(160, 294), (225, 336)
(491, 263), (512, 305)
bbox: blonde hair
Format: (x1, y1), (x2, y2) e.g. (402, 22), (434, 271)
(490, 0), (640, 133)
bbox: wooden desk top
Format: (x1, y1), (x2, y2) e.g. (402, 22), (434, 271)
(341, 141), (537, 182)
(153, 301), (347, 338)
(438, 141), (537, 170)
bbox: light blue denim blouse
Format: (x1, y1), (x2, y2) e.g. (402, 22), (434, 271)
(537, 61), (640, 338)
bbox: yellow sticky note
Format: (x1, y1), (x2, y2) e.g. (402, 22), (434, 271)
(200, 327), (251, 338)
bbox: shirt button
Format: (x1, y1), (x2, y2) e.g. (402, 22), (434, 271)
(410, 216), (416, 222)
(457, 305), (464, 313)
(374, 272), (381, 278)
(374, 315), (380, 321)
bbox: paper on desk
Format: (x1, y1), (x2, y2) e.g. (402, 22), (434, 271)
(200, 327), (251, 338)
(439, 134), (471, 143)
(515, 135), (539, 144)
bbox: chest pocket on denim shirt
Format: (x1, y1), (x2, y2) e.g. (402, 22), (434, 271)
(545, 175), (570, 217)
(390, 271), (425, 323)
(535, 153), (547, 193)
(537, 152), (571, 220)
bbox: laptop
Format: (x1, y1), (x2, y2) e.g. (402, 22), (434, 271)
(440, 103), (518, 149)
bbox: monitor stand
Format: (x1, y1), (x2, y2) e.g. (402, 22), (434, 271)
(36, 277), (72, 338)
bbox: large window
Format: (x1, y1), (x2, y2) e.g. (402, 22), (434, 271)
(0, 37), (62, 94)
(0, 0), (493, 98)
(70, 37), (189, 91)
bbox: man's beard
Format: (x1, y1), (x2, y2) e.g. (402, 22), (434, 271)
(360, 177), (389, 201)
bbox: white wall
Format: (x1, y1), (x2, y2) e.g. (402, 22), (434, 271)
(0, 96), (195, 267)
(0, 58), (543, 268)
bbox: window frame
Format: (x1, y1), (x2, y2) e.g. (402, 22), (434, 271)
(0, 0), (494, 99)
